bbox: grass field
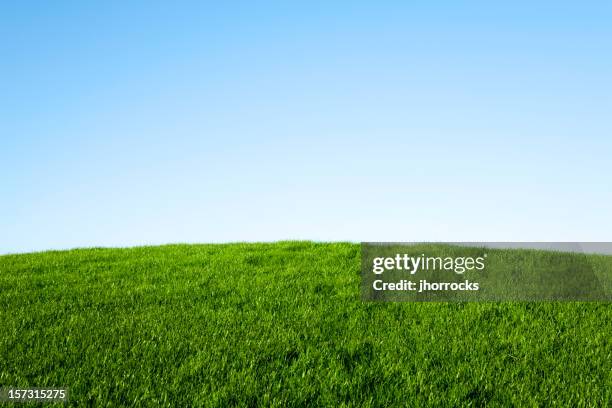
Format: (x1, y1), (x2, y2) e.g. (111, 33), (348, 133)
(0, 242), (610, 406)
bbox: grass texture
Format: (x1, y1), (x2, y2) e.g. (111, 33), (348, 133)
(0, 242), (610, 406)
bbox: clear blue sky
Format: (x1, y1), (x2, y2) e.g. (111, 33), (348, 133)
(1, 1), (611, 254)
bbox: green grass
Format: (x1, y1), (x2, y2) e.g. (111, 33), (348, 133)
(0, 242), (610, 407)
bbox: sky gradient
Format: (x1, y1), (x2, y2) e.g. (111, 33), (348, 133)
(2, 1), (611, 254)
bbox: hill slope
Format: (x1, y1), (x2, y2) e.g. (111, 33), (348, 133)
(0, 242), (610, 406)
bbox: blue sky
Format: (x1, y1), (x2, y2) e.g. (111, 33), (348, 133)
(1, 1), (611, 253)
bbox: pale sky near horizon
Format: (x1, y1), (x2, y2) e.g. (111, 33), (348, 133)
(1, 1), (611, 254)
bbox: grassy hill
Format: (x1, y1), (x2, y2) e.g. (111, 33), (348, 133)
(0, 242), (610, 406)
